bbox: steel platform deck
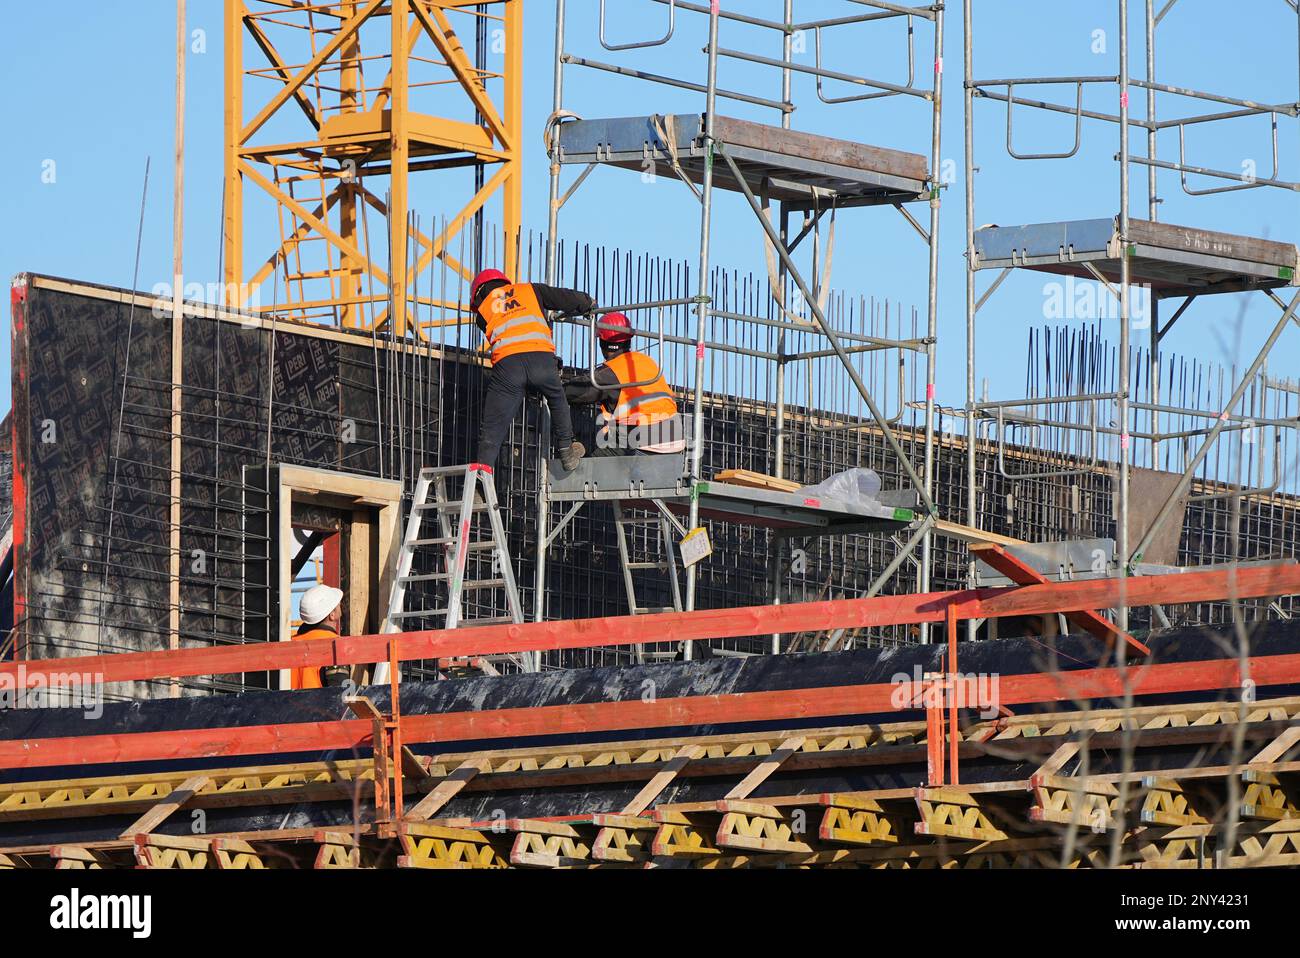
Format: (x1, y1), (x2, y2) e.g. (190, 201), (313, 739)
(547, 453), (917, 534)
(556, 113), (930, 208)
(973, 217), (1299, 297)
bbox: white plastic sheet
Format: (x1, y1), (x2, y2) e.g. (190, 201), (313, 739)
(799, 468), (883, 506)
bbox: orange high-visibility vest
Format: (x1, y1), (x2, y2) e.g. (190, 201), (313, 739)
(289, 626), (336, 690)
(604, 351), (678, 425)
(476, 283), (556, 363)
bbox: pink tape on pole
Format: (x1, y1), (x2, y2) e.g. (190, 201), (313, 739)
(696, 342), (706, 359)
(1120, 91), (1129, 108)
(1120, 433), (1131, 449)
(927, 383), (936, 400)
(935, 57), (943, 75)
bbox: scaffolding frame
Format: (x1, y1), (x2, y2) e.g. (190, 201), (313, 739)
(537, 0), (947, 657)
(963, 0), (1300, 632)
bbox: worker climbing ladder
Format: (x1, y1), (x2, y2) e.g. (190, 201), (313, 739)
(374, 464), (527, 683)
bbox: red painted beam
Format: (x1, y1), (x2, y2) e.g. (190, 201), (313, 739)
(4, 650), (1298, 771)
(970, 543), (1149, 655)
(3, 563), (1295, 689)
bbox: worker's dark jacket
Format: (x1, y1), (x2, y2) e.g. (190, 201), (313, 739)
(471, 281), (593, 466)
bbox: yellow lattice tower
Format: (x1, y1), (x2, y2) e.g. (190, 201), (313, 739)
(223, 0), (522, 335)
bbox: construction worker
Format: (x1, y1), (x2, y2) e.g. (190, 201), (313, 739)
(470, 269), (590, 471)
(290, 583), (348, 690)
(564, 312), (686, 456)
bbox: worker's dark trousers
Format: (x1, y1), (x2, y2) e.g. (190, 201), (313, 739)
(475, 351), (577, 466)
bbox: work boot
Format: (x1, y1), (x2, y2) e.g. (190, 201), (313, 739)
(559, 441), (586, 472)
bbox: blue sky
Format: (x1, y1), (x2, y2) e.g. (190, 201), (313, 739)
(1, 0), (1296, 419)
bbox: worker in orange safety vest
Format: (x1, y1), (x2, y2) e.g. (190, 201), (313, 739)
(470, 268), (592, 471)
(563, 312), (686, 456)
(290, 583), (349, 690)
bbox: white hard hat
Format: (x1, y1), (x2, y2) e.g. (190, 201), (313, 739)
(300, 584), (344, 625)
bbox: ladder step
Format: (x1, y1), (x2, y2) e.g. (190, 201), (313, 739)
(634, 607), (679, 615)
(406, 538), (495, 551)
(389, 609), (449, 620)
(625, 562), (670, 571)
(399, 569), (505, 585)
(398, 573), (454, 584)
(416, 501), (489, 512)
(458, 617), (519, 627)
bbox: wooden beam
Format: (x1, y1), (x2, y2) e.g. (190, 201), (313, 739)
(119, 775), (209, 839)
(622, 745), (702, 816)
(405, 757), (487, 822)
(934, 519), (1025, 548)
(1252, 726), (1300, 764)
(1033, 742), (1081, 780)
(725, 736), (806, 800)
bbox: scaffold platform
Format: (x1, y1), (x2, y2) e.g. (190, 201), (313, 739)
(973, 217), (1300, 297)
(546, 454), (918, 534)
(556, 114), (930, 208)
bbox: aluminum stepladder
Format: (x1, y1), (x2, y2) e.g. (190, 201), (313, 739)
(373, 463), (528, 684)
(610, 499), (683, 662)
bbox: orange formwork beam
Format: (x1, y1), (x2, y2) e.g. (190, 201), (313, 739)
(3, 649), (1300, 771)
(2, 562), (1295, 691)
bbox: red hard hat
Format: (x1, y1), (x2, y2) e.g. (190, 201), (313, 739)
(471, 268), (510, 301)
(598, 311), (634, 344)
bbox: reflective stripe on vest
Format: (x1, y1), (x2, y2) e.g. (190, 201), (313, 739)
(477, 283), (555, 362)
(604, 351), (679, 426)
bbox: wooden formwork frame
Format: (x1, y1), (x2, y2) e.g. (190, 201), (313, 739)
(4, 695), (1298, 870)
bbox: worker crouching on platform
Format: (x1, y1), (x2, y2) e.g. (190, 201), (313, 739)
(564, 312), (686, 456)
(470, 269), (590, 472)
(290, 584), (351, 690)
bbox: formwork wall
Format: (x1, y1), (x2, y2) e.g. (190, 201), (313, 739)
(9, 274), (1297, 697)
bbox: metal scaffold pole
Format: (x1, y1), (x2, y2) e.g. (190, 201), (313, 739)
(1117, 0), (1132, 632)
(683, 4), (722, 649)
(532, 0), (571, 646)
(918, 2), (944, 642)
(962, 0), (979, 642)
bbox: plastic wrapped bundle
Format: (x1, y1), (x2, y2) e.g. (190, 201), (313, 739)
(799, 467), (883, 506)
